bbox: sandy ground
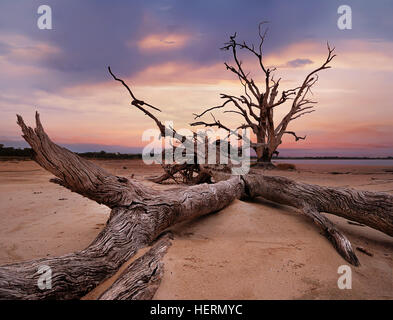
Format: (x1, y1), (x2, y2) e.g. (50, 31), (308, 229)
(0, 159), (392, 299)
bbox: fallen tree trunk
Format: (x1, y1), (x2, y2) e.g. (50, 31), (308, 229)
(241, 174), (393, 265)
(243, 174), (393, 237)
(0, 113), (243, 300)
(98, 233), (172, 300)
(0, 113), (391, 299)
(148, 163), (212, 185)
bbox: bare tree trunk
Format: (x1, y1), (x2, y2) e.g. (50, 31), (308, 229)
(241, 173), (393, 265)
(98, 233), (173, 300)
(0, 113), (243, 300)
(253, 146), (275, 169)
(0, 113), (391, 299)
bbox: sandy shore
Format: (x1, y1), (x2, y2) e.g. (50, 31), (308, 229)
(0, 159), (392, 299)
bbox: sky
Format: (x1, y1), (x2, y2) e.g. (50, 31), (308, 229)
(0, 0), (392, 156)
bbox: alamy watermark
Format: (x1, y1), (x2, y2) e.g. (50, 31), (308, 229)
(337, 5), (352, 30)
(37, 5), (52, 30)
(337, 265), (352, 289)
(142, 123), (251, 175)
(36, 4), (351, 31)
(37, 265), (52, 290)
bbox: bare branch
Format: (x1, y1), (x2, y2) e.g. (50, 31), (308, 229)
(16, 112), (143, 208)
(284, 131), (306, 141)
(185, 24), (334, 165)
(108, 66), (166, 135)
(109, 67), (191, 146)
(108, 66), (161, 112)
(290, 110), (315, 121)
(193, 99), (232, 119)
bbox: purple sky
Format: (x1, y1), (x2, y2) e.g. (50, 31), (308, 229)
(0, 0), (392, 156)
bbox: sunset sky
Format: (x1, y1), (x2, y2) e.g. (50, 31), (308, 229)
(0, 0), (392, 156)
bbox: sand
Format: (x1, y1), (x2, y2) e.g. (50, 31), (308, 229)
(0, 159), (392, 299)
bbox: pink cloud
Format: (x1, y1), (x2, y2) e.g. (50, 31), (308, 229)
(131, 33), (191, 51)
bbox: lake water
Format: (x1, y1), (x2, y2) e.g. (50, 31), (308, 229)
(272, 159), (393, 166)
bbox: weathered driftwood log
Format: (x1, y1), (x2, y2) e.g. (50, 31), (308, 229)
(109, 66), (234, 185)
(98, 233), (172, 300)
(0, 113), (243, 300)
(0, 113), (392, 300)
(148, 163), (212, 185)
(241, 174), (393, 266)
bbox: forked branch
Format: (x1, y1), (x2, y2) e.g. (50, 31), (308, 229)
(0, 114), (392, 300)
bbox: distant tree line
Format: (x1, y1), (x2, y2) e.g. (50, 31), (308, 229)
(0, 144), (391, 160)
(0, 144), (33, 158)
(79, 150), (142, 160)
(0, 145), (142, 160)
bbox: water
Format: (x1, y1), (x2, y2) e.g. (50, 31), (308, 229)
(273, 159), (393, 166)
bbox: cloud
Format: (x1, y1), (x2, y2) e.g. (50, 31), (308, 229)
(1, 1), (393, 156)
(284, 58), (313, 68)
(135, 33), (190, 51)
(0, 32), (60, 62)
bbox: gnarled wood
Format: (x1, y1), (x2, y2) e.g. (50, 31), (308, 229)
(241, 173), (393, 265)
(243, 174), (393, 237)
(17, 112), (143, 208)
(0, 113), (392, 300)
(98, 233), (172, 300)
(191, 23), (335, 165)
(108, 68), (236, 185)
(0, 114), (243, 300)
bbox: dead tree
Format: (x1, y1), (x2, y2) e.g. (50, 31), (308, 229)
(0, 112), (391, 299)
(108, 67), (231, 185)
(0, 47), (389, 299)
(191, 23), (335, 167)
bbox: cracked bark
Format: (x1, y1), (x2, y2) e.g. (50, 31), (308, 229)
(98, 233), (172, 300)
(0, 113), (391, 299)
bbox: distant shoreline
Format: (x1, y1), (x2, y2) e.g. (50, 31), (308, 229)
(1, 145), (392, 161)
(273, 157), (393, 160)
(1, 156), (393, 162)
